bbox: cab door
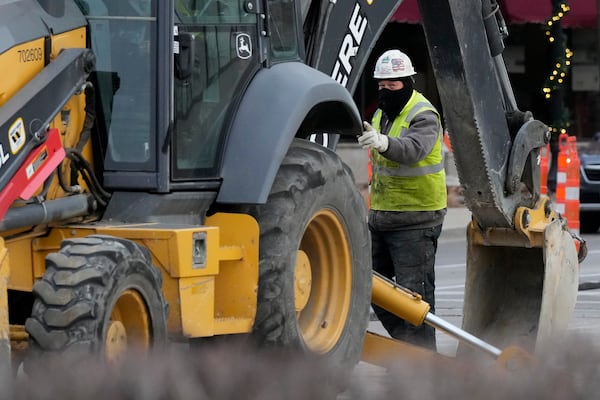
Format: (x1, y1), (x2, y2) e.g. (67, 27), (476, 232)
(172, 1), (261, 181)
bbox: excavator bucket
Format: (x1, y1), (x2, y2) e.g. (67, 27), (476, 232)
(460, 205), (579, 354)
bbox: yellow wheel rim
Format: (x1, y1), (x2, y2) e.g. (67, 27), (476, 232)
(296, 209), (352, 353)
(105, 289), (151, 362)
(294, 250), (312, 312)
(105, 320), (127, 364)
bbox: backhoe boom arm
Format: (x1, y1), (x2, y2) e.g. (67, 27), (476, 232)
(419, 0), (543, 229)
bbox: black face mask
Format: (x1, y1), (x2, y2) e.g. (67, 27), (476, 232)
(378, 78), (414, 120)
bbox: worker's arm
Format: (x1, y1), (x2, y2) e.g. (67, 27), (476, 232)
(382, 110), (440, 164)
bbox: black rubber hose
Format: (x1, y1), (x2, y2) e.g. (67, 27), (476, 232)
(0, 194), (94, 232)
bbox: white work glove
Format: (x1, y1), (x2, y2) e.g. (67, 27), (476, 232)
(358, 121), (389, 152)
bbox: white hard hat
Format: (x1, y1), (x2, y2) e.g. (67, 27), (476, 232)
(373, 50), (416, 79)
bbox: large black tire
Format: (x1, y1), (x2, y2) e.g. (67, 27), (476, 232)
(25, 235), (168, 362)
(242, 139), (371, 369)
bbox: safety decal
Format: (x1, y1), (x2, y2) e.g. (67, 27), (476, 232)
(235, 33), (252, 60)
(26, 147), (48, 179)
(8, 118), (25, 155)
(391, 58), (407, 72)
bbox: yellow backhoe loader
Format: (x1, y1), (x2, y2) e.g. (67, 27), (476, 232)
(0, 0), (582, 379)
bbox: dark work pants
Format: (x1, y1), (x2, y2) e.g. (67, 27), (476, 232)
(370, 224), (442, 351)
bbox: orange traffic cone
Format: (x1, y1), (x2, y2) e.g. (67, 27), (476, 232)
(565, 136), (580, 236)
(554, 133), (569, 216)
(443, 131), (453, 153)
(540, 144), (550, 196)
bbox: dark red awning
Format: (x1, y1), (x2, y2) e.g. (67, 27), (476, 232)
(392, 0), (597, 28)
(391, 0), (421, 24)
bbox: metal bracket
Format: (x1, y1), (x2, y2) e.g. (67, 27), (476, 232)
(505, 119), (550, 195)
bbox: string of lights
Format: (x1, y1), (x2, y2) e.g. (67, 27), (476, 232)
(542, 0), (572, 135)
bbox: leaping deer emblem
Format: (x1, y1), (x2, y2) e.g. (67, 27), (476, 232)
(236, 33), (252, 59)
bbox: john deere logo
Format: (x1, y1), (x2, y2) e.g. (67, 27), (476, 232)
(236, 33), (252, 60)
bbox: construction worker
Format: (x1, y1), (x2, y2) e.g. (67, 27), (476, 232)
(358, 49), (447, 350)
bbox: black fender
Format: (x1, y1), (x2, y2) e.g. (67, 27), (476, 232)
(217, 62), (362, 204)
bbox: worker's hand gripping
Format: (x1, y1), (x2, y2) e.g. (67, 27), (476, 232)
(358, 121), (389, 152)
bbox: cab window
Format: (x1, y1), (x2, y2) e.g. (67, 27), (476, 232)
(268, 0), (298, 60)
(76, 0), (157, 171)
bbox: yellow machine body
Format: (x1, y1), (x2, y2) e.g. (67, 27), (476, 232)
(1, 22), (261, 343)
(0, 18), (367, 363)
(6, 212), (259, 340)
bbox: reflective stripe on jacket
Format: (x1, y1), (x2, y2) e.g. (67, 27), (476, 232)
(370, 91), (447, 211)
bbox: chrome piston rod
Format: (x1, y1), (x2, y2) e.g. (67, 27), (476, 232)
(372, 272), (503, 359)
(424, 313), (502, 358)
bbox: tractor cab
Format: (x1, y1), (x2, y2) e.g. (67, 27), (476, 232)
(79, 0), (302, 193)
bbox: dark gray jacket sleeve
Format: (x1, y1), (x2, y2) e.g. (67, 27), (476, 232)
(380, 110), (440, 164)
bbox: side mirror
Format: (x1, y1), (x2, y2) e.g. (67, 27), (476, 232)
(175, 32), (195, 81)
